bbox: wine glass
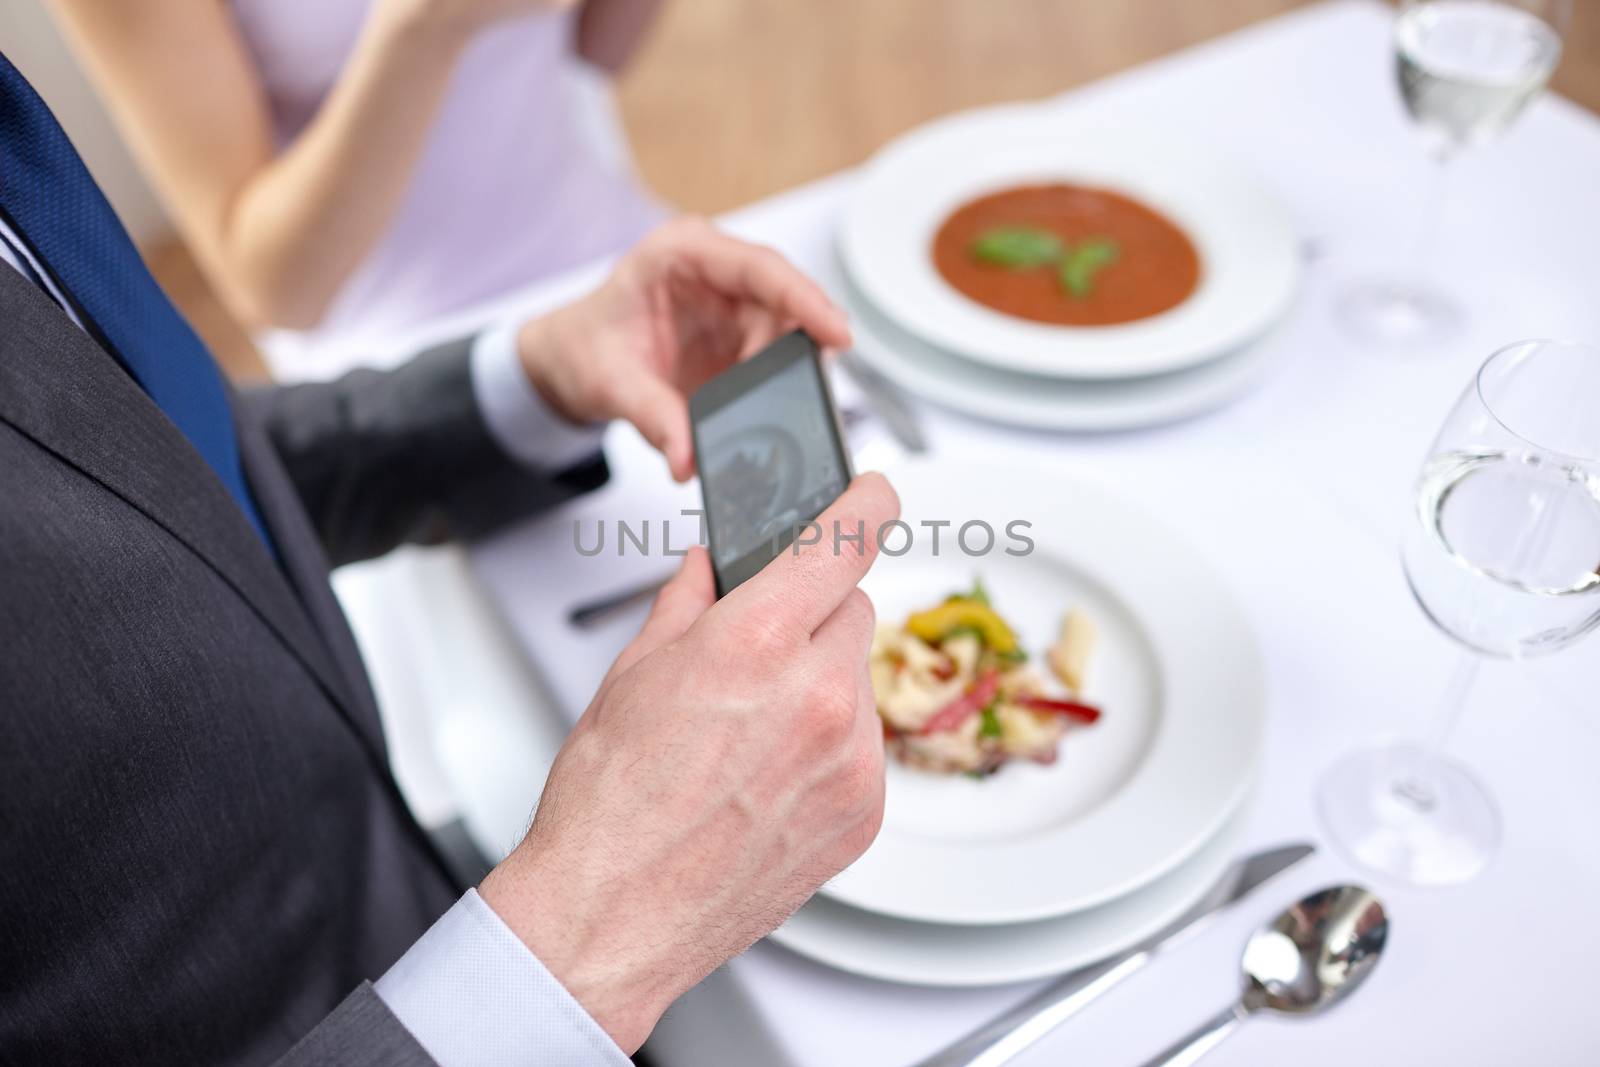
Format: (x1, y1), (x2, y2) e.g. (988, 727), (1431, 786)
(1340, 0), (1570, 343)
(1317, 339), (1600, 885)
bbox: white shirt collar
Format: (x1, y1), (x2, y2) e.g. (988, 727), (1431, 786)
(0, 212), (83, 328)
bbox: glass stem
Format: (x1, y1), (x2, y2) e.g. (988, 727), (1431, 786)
(1407, 153), (1451, 287)
(1422, 653), (1480, 753)
(1393, 654), (1480, 811)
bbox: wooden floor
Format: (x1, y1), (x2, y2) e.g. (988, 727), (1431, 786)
(153, 0), (1600, 381)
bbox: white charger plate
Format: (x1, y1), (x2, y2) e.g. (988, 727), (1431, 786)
(771, 799), (1249, 987)
(839, 103), (1299, 380)
(819, 459), (1265, 924)
(839, 261), (1284, 432)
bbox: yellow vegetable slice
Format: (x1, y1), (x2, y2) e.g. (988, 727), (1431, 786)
(905, 599), (1019, 656)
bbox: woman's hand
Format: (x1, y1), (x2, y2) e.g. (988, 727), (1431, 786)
(515, 217), (853, 481)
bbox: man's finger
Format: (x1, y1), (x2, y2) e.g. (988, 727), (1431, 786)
(809, 587), (877, 663)
(735, 306), (786, 362)
(599, 547), (716, 688)
(677, 226), (851, 351)
(638, 545), (716, 647)
(730, 472), (900, 635)
(619, 374), (694, 481)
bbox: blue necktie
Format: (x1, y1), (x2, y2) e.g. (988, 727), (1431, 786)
(0, 53), (273, 550)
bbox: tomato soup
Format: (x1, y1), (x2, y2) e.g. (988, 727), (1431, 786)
(931, 183), (1201, 327)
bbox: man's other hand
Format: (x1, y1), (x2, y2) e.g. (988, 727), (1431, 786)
(513, 217), (852, 481)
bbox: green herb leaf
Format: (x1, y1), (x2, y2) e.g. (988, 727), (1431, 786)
(971, 227), (1064, 269)
(1058, 238), (1120, 297)
(979, 705), (1002, 739)
(943, 577), (991, 607)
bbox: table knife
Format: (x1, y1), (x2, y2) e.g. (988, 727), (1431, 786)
(837, 350), (927, 455)
(910, 842), (1315, 1067)
(568, 574), (672, 629)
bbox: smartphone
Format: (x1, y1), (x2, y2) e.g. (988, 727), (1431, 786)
(691, 330), (853, 597)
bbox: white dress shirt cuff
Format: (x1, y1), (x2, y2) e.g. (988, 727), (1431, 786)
(374, 888), (631, 1067)
(470, 321), (607, 471)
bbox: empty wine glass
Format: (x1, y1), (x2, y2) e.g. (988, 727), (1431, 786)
(1340, 0), (1570, 343)
(1318, 339), (1600, 885)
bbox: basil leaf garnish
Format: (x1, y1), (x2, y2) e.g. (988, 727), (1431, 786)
(970, 227), (1064, 269)
(1058, 238), (1120, 297)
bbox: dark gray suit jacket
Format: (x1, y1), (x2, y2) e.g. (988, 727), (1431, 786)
(0, 266), (607, 1065)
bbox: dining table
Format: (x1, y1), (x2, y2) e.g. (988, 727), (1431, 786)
(350, 2), (1600, 1063)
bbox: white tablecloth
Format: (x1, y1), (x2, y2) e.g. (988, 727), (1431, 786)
(390, 2), (1600, 1062)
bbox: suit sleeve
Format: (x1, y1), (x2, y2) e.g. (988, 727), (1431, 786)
(274, 983), (437, 1067)
(239, 335), (608, 567)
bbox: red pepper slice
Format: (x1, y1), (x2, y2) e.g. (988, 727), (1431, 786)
(920, 669), (1001, 735)
(1017, 695), (1102, 724)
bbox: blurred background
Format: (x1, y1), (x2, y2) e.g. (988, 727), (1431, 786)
(2, 0), (1595, 381)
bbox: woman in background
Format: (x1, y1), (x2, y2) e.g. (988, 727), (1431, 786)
(51, 0), (666, 376)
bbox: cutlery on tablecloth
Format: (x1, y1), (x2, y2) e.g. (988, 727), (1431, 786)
(912, 843), (1314, 1067)
(837, 349), (928, 455)
(567, 574), (675, 629)
(1137, 884), (1387, 1067)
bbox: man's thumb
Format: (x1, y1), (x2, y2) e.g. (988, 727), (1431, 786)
(597, 547), (715, 690)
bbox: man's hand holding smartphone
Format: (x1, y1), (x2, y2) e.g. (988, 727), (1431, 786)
(478, 218), (898, 1054)
(481, 475), (900, 1052)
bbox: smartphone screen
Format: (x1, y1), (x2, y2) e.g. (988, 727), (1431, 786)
(691, 331), (852, 596)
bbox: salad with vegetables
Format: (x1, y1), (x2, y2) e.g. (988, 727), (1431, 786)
(870, 580), (1100, 776)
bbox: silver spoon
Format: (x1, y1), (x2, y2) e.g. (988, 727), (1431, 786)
(1137, 885), (1389, 1067)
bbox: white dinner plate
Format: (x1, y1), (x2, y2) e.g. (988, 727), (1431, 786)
(839, 261), (1284, 432)
(819, 458), (1265, 924)
(839, 103), (1299, 380)
(771, 799), (1250, 987)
